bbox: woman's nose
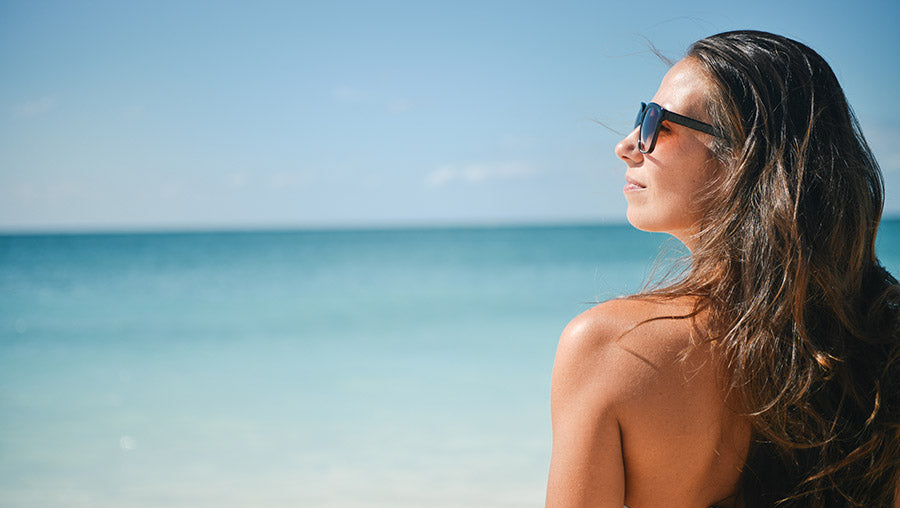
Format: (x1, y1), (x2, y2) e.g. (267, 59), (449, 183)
(615, 127), (642, 163)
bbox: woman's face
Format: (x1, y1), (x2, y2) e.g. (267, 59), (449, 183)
(615, 58), (722, 249)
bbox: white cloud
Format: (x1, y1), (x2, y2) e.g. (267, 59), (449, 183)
(119, 435), (137, 452)
(15, 95), (58, 118)
(425, 161), (537, 188)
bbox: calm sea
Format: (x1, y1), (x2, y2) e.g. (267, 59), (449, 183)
(2, 221), (898, 508)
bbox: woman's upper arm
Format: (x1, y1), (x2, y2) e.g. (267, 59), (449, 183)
(546, 307), (628, 508)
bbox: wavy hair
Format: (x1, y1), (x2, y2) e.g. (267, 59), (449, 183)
(644, 31), (900, 506)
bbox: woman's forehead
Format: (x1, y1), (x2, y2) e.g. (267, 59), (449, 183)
(652, 58), (713, 120)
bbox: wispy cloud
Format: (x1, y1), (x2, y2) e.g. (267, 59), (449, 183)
(15, 95), (58, 118)
(425, 161), (537, 188)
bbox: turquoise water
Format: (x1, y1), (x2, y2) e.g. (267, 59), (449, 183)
(2, 222), (898, 508)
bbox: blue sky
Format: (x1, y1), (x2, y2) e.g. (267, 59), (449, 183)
(2, 0), (899, 231)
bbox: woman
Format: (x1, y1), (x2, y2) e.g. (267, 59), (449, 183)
(546, 31), (900, 507)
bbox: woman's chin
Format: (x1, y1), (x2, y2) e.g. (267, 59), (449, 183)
(625, 209), (662, 233)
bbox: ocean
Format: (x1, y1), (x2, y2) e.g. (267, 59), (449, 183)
(2, 221), (898, 508)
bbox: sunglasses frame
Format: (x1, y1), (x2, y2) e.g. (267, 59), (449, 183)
(635, 101), (724, 154)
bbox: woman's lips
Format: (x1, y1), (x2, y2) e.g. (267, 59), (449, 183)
(624, 175), (646, 192)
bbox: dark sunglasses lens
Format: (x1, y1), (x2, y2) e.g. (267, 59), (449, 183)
(640, 104), (661, 152)
(634, 103), (645, 129)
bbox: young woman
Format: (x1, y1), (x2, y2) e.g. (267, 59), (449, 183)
(546, 31), (900, 507)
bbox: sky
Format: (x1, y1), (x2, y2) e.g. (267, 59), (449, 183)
(2, 0), (899, 232)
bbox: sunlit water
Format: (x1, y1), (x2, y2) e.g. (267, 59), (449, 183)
(1, 222), (898, 508)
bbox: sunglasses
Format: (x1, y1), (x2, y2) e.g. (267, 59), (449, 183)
(634, 102), (724, 154)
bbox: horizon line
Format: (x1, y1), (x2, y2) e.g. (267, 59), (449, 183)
(0, 217), (633, 237)
(4, 214), (900, 237)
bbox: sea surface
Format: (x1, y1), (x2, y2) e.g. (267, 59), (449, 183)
(2, 221), (898, 508)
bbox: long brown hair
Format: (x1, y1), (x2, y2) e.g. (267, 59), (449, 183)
(644, 31), (900, 506)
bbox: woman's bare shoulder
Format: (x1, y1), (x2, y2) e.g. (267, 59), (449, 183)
(567, 294), (699, 329)
(558, 297), (703, 368)
(553, 296), (706, 412)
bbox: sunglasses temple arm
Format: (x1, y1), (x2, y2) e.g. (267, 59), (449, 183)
(665, 111), (724, 138)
